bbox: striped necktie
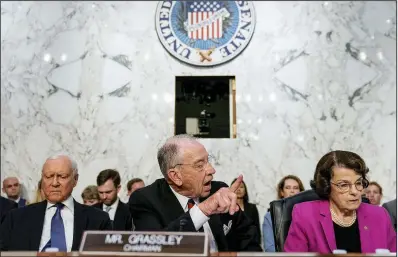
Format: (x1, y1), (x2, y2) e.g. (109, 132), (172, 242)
(187, 199), (204, 232)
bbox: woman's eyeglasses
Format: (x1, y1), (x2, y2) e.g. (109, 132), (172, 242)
(330, 178), (369, 193)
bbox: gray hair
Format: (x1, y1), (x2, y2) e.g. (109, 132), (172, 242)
(44, 154), (78, 175)
(157, 134), (197, 177)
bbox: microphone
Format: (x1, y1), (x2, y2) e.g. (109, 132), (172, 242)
(179, 218), (188, 232)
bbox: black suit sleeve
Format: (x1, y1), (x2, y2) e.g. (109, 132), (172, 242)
(101, 216), (113, 230)
(0, 209), (15, 251)
(93, 208), (113, 230)
(228, 208), (263, 252)
(125, 210), (133, 231)
(249, 204), (261, 244)
(129, 189), (196, 232)
(0, 199), (17, 224)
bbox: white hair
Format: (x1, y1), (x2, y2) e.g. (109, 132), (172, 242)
(45, 154), (78, 175)
(157, 134), (198, 177)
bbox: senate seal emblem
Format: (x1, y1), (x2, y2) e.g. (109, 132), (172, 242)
(155, 1), (256, 66)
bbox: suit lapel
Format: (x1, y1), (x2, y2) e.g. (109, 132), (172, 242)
(357, 204), (371, 253)
(114, 201), (124, 229)
(319, 201), (336, 252)
(72, 200), (86, 250)
(30, 201), (47, 250)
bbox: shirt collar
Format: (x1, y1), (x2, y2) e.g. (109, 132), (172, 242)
(169, 186), (197, 210)
(14, 197), (21, 203)
(46, 195), (74, 214)
(104, 198), (119, 210)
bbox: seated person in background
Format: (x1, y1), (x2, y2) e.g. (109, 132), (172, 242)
(361, 191), (370, 204)
(263, 175), (304, 252)
(231, 178), (261, 243)
(129, 135), (262, 252)
(0, 154), (112, 251)
(93, 169), (133, 231)
(284, 150), (396, 253)
(2, 177), (28, 207)
(81, 185), (100, 206)
(383, 199), (397, 231)
(127, 178), (145, 197)
(365, 181), (383, 206)
(34, 179), (46, 203)
(0, 196), (17, 224)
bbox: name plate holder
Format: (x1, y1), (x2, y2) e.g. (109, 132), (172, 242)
(79, 231), (209, 256)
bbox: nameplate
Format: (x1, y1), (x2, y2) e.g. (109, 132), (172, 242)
(79, 231), (208, 256)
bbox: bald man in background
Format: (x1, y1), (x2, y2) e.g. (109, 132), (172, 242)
(2, 177), (28, 207)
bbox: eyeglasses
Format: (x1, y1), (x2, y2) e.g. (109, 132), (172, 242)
(330, 178), (369, 193)
(173, 155), (215, 172)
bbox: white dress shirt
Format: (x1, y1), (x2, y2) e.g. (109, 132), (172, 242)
(103, 198), (119, 221)
(169, 186), (218, 252)
(39, 195), (74, 252)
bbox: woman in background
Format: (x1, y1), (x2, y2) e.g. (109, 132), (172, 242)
(231, 178), (261, 243)
(34, 179), (45, 203)
(81, 185), (100, 206)
(366, 181), (383, 206)
(263, 175), (305, 252)
(284, 150), (396, 253)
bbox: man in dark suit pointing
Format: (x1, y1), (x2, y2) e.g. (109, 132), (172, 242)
(129, 135), (262, 252)
(0, 154), (112, 251)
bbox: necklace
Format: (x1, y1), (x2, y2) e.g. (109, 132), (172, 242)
(330, 208), (357, 227)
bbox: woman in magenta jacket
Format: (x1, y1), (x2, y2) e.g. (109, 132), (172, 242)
(284, 150), (396, 253)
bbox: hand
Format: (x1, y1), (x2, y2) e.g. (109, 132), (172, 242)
(198, 175), (243, 216)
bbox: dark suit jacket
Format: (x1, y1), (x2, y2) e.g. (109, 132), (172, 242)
(383, 199), (397, 231)
(0, 196), (18, 224)
(0, 199), (112, 251)
(129, 178), (262, 252)
(93, 200), (132, 231)
(243, 202), (261, 243)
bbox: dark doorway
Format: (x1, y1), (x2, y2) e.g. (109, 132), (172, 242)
(175, 76), (236, 138)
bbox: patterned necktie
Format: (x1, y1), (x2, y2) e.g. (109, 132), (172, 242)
(187, 199), (195, 210)
(187, 199), (204, 232)
(50, 203), (67, 251)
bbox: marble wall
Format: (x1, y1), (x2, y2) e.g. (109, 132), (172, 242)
(1, 1), (396, 220)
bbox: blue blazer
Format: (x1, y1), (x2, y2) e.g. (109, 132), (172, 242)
(262, 211), (275, 252)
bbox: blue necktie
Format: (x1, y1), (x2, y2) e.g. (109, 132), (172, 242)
(49, 203), (67, 251)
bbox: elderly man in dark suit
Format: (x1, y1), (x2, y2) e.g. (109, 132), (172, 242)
(0, 196), (17, 223)
(129, 135), (262, 252)
(383, 199), (397, 231)
(0, 155), (112, 252)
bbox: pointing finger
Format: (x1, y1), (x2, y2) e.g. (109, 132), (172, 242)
(230, 175), (243, 192)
